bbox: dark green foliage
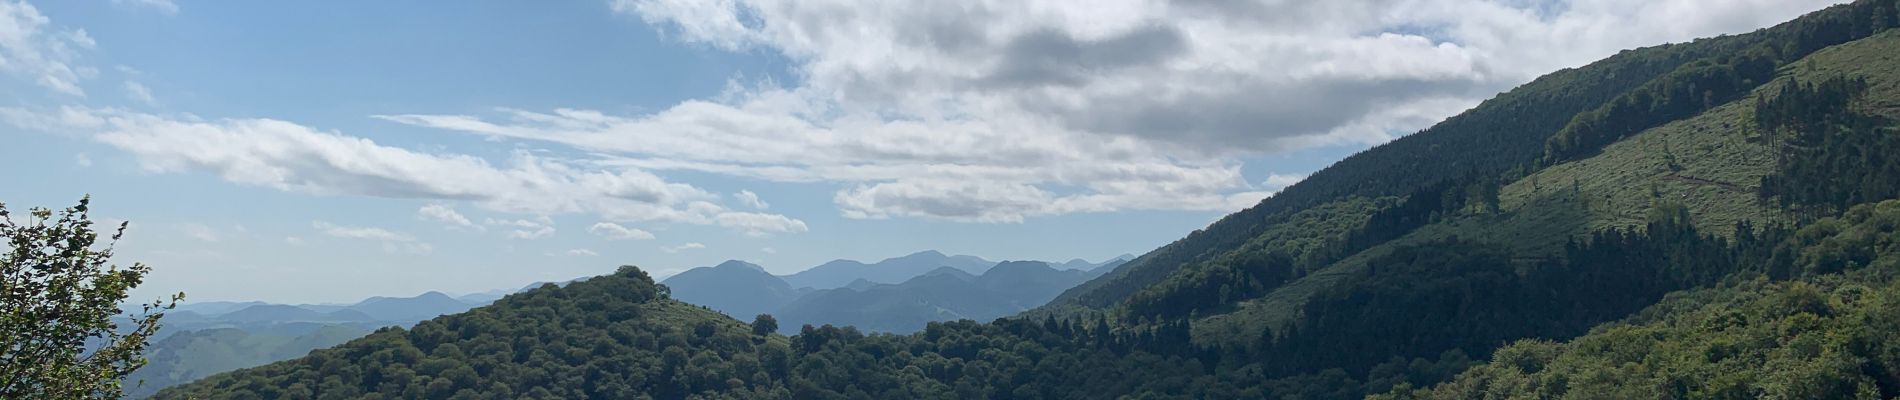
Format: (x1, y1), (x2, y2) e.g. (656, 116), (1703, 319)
(1254, 207), (1753, 382)
(1, 197), (179, 399)
(1757, 76), (1900, 212)
(1390, 200), (1900, 399)
(751, 314), (777, 337)
(1120, 174), (1498, 323)
(1543, 49), (1778, 163)
(1544, 0), (1900, 164)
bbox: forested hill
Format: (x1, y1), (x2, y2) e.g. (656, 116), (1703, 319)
(1043, 0), (1898, 313)
(158, 1), (1900, 398)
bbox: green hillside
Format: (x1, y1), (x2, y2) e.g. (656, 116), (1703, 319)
(1198, 26), (1900, 350)
(1384, 200), (1900, 399)
(153, 1), (1900, 398)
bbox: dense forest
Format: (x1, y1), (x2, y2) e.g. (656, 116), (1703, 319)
(153, 0), (1900, 398)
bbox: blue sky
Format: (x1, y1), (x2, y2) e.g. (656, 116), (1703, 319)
(0, 0), (1841, 303)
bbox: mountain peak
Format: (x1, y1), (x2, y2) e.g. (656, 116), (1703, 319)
(897, 250), (948, 260)
(919, 266), (976, 281)
(713, 260), (767, 272)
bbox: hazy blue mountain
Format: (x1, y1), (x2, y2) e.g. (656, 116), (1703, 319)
(975, 261), (1093, 305)
(345, 291), (479, 322)
(127, 290), (504, 397)
(661, 260), (806, 319)
(771, 261), (1093, 333)
(782, 250), (996, 289)
(842, 278), (878, 291)
(917, 266), (977, 281)
(126, 325), (368, 399)
(1055, 254), (1137, 271)
(170, 301), (269, 317)
(455, 292), (505, 304)
(214, 305), (335, 323)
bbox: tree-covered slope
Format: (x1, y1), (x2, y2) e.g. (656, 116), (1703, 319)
(1195, 24), (1900, 349)
(1045, 15), (1763, 313)
(1385, 199), (1900, 399)
(153, 268), (779, 399)
(1050, 0), (1900, 319)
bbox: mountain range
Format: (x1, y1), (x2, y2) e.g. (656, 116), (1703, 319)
(124, 291), (501, 398)
(773, 261), (1108, 333)
(152, 2), (1900, 398)
(660, 251), (1128, 333)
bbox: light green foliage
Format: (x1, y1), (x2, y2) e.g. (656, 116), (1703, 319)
(1, 197), (180, 399)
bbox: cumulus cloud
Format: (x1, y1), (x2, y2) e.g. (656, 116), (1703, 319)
(661, 242), (705, 253)
(588, 222), (656, 240)
(374, 0), (1838, 222)
(417, 203), (479, 230)
(0, 105), (808, 236)
(488, 216), (557, 240)
(734, 190), (768, 209)
(0, 0), (98, 96)
(123, 81), (156, 106)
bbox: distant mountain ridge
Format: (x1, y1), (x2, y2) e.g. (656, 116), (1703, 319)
(128, 289), (517, 399)
(772, 260), (1101, 333)
(780, 250), (998, 289)
(661, 251), (1131, 333)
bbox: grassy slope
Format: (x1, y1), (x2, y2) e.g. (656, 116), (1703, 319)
(1195, 30), (1900, 348)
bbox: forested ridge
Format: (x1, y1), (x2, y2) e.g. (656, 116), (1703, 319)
(157, 1), (1900, 398)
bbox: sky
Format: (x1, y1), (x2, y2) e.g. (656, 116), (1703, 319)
(0, 0), (1846, 304)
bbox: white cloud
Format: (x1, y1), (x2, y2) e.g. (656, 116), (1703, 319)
(734, 190), (768, 209)
(123, 81), (156, 106)
(1264, 173), (1307, 189)
(179, 223), (218, 242)
(284, 236), (305, 246)
(714, 211), (807, 236)
(548, 248), (599, 257)
(312, 220), (432, 254)
(0, 0), (97, 96)
(312, 220), (411, 241)
(73, 152), (90, 167)
(588, 222), (655, 240)
(0, 106), (808, 237)
(661, 242), (705, 253)
(417, 203), (479, 230)
(369, 0), (1839, 223)
(111, 0), (179, 15)
(760, 247), (776, 254)
(488, 216), (556, 240)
